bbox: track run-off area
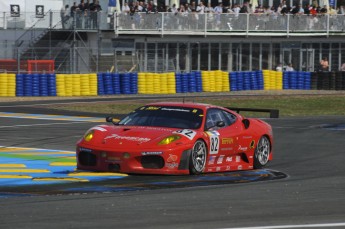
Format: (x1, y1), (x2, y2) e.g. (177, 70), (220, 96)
(0, 96), (344, 229)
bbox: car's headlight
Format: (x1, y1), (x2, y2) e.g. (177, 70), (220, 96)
(83, 130), (94, 142)
(158, 135), (181, 145)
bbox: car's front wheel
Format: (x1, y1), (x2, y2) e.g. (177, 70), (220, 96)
(254, 136), (271, 169)
(189, 140), (207, 175)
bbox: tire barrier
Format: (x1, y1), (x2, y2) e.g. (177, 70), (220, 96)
(0, 73), (16, 96)
(283, 71), (311, 90)
(56, 74), (97, 96)
(175, 72), (203, 93)
(311, 71), (345, 90)
(13, 73), (56, 96)
(263, 70), (283, 90)
(229, 71), (263, 91)
(0, 71), (344, 97)
(201, 70), (229, 92)
(97, 72), (138, 95)
(137, 72), (176, 94)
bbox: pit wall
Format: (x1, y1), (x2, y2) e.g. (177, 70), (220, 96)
(0, 71), (344, 97)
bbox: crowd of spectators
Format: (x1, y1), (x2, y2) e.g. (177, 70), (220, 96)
(61, 0), (102, 29)
(60, 0), (345, 31)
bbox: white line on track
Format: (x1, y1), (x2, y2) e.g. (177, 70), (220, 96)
(0, 121), (89, 128)
(222, 222), (345, 229)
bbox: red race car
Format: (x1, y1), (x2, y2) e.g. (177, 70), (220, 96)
(76, 102), (273, 175)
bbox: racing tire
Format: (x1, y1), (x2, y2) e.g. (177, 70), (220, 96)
(189, 139), (207, 175)
(254, 136), (271, 169)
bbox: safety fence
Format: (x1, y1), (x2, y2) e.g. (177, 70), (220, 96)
(0, 71), (345, 97)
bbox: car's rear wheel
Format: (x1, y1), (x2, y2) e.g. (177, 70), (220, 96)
(254, 136), (271, 169)
(189, 140), (207, 175)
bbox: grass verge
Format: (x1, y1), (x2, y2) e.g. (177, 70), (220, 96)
(48, 94), (345, 117)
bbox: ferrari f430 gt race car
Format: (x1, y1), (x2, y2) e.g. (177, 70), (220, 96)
(76, 102), (273, 175)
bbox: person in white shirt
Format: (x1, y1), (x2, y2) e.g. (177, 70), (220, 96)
(122, 2), (130, 13)
(286, 63), (294, 71)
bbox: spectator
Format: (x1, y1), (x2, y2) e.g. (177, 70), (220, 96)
(60, 4), (70, 29)
(286, 63), (294, 71)
(89, 0), (102, 29)
(276, 63), (283, 71)
(319, 57), (329, 71)
(70, 2), (78, 18)
(205, 2), (214, 13)
(122, 2), (130, 13)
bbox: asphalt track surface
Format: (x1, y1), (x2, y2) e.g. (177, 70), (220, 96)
(0, 98), (345, 229)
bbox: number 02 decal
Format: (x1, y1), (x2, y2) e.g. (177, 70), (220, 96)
(174, 129), (196, 140)
(209, 134), (219, 154)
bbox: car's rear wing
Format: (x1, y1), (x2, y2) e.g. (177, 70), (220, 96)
(226, 107), (279, 118)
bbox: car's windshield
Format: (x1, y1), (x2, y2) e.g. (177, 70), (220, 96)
(118, 106), (204, 129)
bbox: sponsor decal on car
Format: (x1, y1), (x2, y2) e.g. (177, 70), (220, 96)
(166, 154), (179, 169)
(222, 138), (234, 144)
(208, 156), (216, 165)
(104, 134), (151, 143)
(226, 166), (231, 171)
(206, 131), (220, 155)
(236, 156), (241, 162)
(91, 126), (107, 132)
(217, 155), (224, 164)
(216, 167), (221, 171)
(145, 106), (160, 110)
(238, 145), (248, 151)
(250, 140), (255, 149)
(226, 156), (232, 162)
(243, 136), (253, 139)
(238, 165), (243, 170)
(141, 152), (163, 156)
(221, 147), (233, 152)
(161, 108), (191, 112)
(173, 129), (196, 140)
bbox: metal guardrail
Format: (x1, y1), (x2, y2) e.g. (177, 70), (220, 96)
(1, 11), (345, 37)
(115, 12), (345, 37)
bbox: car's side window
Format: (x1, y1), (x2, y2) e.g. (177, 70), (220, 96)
(222, 110), (237, 125)
(205, 108), (227, 130)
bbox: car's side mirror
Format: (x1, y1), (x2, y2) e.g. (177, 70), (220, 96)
(242, 119), (250, 129)
(216, 121), (225, 128)
(106, 116), (120, 125)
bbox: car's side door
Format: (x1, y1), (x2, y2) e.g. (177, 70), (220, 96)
(204, 108), (239, 165)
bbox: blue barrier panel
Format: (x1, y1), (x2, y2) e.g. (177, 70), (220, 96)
(39, 74), (49, 96)
(130, 72), (138, 94)
(121, 73), (131, 94)
(304, 72), (311, 90)
(175, 73), (182, 93)
(256, 71), (264, 90)
(112, 73), (121, 94)
(16, 74), (24, 96)
(237, 72), (244, 91)
(289, 71), (297, 89)
(103, 72), (114, 95)
(195, 71), (202, 92)
(24, 74), (33, 96)
(249, 71), (257, 90)
(181, 73), (189, 93)
(188, 72), (196, 93)
(47, 74), (56, 96)
(97, 73), (105, 95)
(243, 72), (250, 91)
(297, 71), (305, 89)
(230, 72), (237, 91)
(283, 72), (289, 89)
(32, 74), (40, 96)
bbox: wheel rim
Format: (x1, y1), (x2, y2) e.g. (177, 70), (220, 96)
(192, 141), (207, 172)
(257, 137), (270, 165)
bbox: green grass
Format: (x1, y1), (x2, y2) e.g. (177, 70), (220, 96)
(49, 94), (345, 117)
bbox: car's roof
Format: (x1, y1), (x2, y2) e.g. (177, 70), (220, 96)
(145, 102), (221, 110)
